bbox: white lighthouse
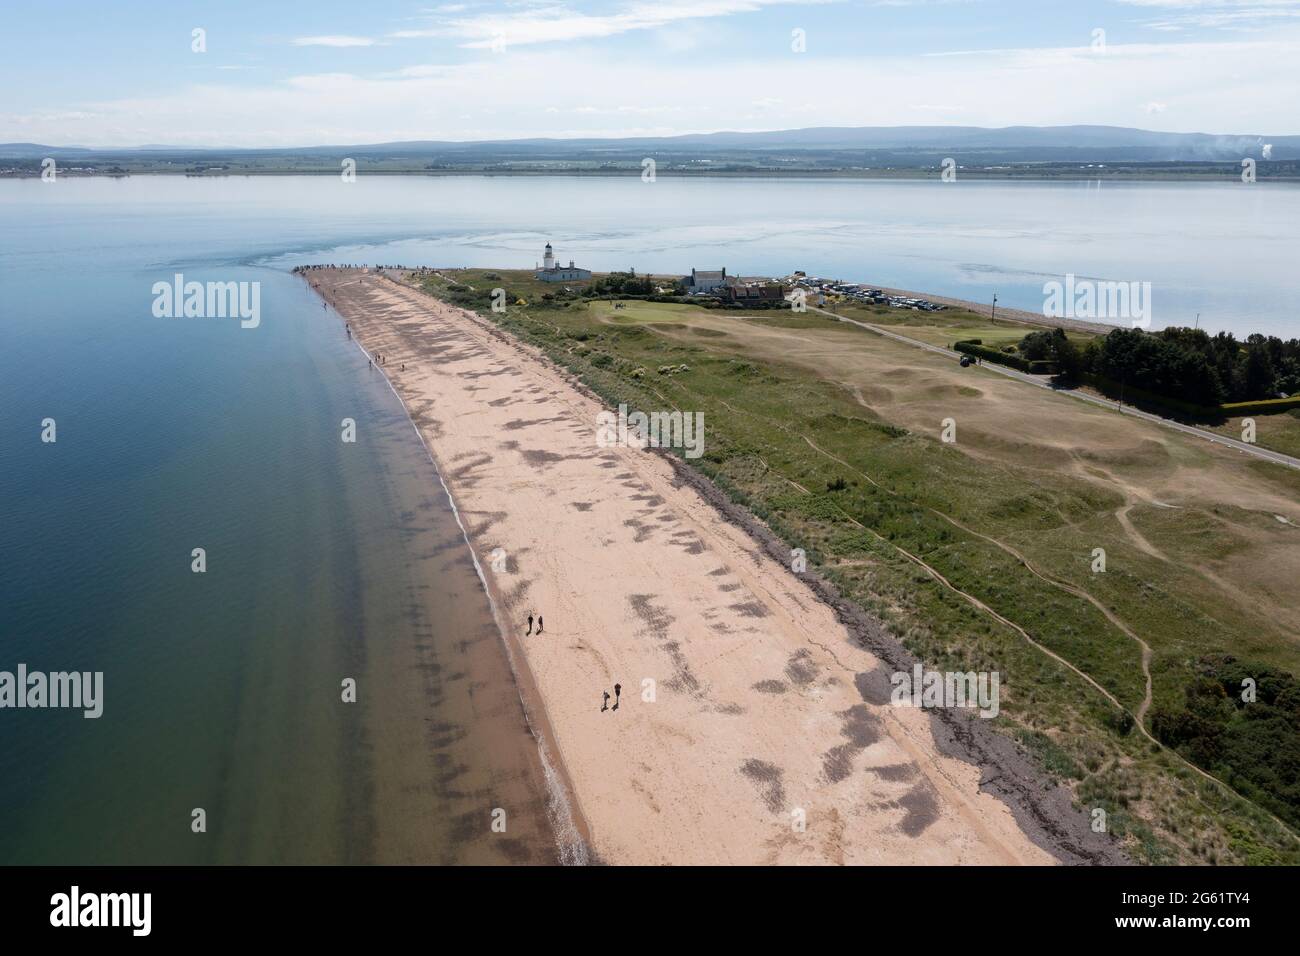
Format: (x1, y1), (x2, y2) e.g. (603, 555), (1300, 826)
(535, 241), (592, 282)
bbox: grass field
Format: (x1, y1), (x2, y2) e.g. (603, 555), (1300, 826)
(834, 298), (1300, 460)
(413, 269), (1300, 864)
(832, 300), (1094, 351)
(1205, 411), (1300, 460)
(415, 266), (589, 303)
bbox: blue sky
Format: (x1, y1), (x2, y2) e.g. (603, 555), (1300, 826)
(2, 0), (1298, 145)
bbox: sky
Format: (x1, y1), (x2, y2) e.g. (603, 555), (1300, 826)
(2, 0), (1298, 146)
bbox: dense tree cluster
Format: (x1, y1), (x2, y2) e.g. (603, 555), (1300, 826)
(585, 272), (655, 297)
(1150, 656), (1300, 830)
(1017, 329), (1062, 361)
(1023, 326), (1300, 405)
(1012, 328), (1083, 379)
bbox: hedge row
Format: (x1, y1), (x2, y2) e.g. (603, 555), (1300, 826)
(1221, 396), (1300, 416)
(954, 340), (1032, 372)
(953, 342), (1056, 375)
(1084, 374), (1300, 418)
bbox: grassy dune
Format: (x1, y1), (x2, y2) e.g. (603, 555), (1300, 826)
(414, 268), (1300, 865)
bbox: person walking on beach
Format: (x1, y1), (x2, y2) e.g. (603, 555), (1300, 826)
(526, 614), (533, 636)
(613, 683), (621, 711)
(536, 615), (543, 634)
(602, 691), (611, 712)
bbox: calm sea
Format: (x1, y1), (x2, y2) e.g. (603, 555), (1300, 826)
(1, 174), (1296, 863)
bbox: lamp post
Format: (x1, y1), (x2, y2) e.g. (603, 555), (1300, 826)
(991, 293), (998, 322)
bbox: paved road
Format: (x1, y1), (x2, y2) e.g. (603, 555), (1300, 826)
(810, 305), (1300, 472)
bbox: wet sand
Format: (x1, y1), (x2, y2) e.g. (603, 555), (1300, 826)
(303, 266), (1120, 865)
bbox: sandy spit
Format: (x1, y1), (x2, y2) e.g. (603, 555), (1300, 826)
(304, 267), (1124, 866)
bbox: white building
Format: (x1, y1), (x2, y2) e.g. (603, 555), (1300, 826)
(535, 243), (592, 282)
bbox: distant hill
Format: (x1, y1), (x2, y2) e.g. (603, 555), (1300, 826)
(0, 143), (93, 158)
(3, 125), (1297, 172)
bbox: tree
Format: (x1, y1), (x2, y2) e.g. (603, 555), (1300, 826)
(1238, 339), (1278, 400)
(1054, 334), (1083, 383)
(1018, 329), (1057, 361)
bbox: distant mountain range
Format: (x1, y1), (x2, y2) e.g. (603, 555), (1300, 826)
(3, 125), (1296, 170)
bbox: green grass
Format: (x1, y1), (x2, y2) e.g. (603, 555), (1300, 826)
(410, 274), (1300, 865)
(590, 300), (702, 323)
(420, 266), (592, 303)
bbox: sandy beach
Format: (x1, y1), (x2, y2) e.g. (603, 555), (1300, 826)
(304, 267), (1119, 866)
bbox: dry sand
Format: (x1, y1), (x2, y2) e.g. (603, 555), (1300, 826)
(304, 267), (1112, 866)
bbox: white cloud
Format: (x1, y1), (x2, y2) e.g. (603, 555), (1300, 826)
(291, 35), (379, 47)
(390, 0), (839, 49)
(6, 27), (1299, 146)
(1115, 0), (1300, 31)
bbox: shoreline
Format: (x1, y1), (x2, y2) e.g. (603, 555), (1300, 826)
(305, 266), (1126, 865)
(8, 169), (1300, 183)
(320, 283), (593, 865)
(858, 285), (1119, 336)
(655, 453), (1128, 863)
